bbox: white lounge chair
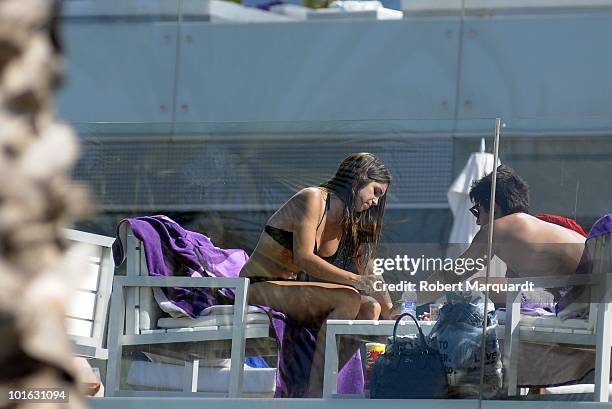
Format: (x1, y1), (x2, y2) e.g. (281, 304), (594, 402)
(63, 229), (115, 360)
(503, 232), (612, 402)
(105, 225), (276, 397)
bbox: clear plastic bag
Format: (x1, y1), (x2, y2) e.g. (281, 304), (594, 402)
(428, 291), (502, 398)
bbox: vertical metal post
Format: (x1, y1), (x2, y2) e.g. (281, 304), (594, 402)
(478, 118), (501, 406)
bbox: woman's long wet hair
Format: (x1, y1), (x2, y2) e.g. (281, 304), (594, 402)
(320, 153), (392, 269)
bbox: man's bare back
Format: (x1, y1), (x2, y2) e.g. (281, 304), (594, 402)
(488, 213), (585, 278)
(417, 213), (586, 307)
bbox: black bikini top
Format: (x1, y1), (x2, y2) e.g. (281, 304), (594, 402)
(265, 192), (338, 263)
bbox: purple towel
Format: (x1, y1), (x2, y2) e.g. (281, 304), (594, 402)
(555, 214), (612, 316)
(587, 214), (612, 240)
(113, 215), (363, 397)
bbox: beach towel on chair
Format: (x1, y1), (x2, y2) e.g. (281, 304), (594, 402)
(112, 215), (364, 397)
(555, 214), (612, 320)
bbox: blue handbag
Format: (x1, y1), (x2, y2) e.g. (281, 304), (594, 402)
(370, 313), (448, 399)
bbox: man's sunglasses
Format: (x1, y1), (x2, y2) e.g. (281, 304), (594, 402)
(469, 205), (480, 219)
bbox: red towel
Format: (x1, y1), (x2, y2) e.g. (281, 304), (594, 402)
(534, 213), (587, 237)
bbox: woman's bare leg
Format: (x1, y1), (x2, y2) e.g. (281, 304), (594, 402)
(247, 281), (362, 398)
(337, 296), (382, 369)
(305, 291), (363, 397)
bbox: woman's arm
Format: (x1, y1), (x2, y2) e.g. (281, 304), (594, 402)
(291, 189), (366, 288)
(354, 247), (394, 318)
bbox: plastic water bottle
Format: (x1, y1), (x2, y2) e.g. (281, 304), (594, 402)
(400, 289), (417, 320)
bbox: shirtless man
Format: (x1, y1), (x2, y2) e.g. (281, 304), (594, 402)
(418, 165), (586, 306)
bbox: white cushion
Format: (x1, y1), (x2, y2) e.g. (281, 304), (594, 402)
(496, 310), (592, 330)
(157, 312), (270, 329)
(545, 384), (612, 397)
(127, 361), (276, 393)
(200, 305), (264, 316)
(143, 351), (231, 368)
(152, 287), (191, 318)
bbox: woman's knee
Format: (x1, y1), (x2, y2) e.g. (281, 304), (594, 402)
(357, 298), (381, 320)
(333, 288), (362, 317)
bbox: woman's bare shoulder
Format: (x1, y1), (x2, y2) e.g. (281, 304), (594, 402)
(269, 187), (325, 224)
(288, 187), (325, 206)
(297, 186), (325, 197)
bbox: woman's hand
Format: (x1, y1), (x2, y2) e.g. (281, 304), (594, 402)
(418, 312), (432, 321)
(386, 306), (431, 321)
(354, 274), (378, 293)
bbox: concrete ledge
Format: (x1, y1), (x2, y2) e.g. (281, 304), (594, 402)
(88, 397), (612, 409)
(401, 0), (612, 14)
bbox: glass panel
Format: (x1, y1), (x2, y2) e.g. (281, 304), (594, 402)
(69, 118), (499, 402)
(481, 117), (612, 403)
(37, 0), (612, 405)
(466, 1), (612, 403)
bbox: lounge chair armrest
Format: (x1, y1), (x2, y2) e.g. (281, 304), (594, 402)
(112, 276), (250, 312)
(63, 228), (116, 247)
(111, 276), (251, 328)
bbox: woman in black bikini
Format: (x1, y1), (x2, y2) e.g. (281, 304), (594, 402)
(240, 152), (394, 397)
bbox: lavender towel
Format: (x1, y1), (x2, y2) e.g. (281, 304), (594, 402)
(112, 215), (363, 397)
(587, 214), (612, 240)
(555, 214), (612, 317)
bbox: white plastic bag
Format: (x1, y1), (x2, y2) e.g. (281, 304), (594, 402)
(428, 291), (502, 398)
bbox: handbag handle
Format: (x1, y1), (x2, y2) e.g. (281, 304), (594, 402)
(392, 312), (429, 351)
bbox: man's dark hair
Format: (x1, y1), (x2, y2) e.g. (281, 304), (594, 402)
(469, 165), (530, 215)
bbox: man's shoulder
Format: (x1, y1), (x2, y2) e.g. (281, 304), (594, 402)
(500, 212), (529, 221)
(494, 213), (541, 238)
(495, 212), (530, 230)
(499, 212), (585, 243)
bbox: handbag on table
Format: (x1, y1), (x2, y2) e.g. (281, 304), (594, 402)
(369, 312), (448, 399)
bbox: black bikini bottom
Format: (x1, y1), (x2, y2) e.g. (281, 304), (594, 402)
(247, 273), (351, 285)
(247, 275), (302, 284)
